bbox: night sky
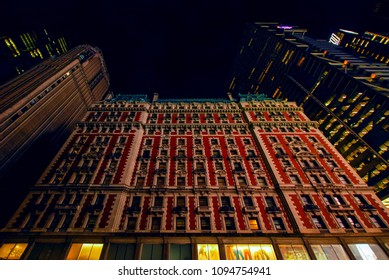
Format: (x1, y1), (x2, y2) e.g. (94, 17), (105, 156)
(2, 0), (379, 99)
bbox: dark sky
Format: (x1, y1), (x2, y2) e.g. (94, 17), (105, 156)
(2, 0), (379, 98)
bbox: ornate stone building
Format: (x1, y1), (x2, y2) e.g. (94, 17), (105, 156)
(1, 93), (388, 260)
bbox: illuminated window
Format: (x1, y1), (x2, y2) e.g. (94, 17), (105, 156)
(311, 244), (349, 260)
(197, 244), (220, 260)
(170, 244), (192, 260)
(348, 244), (388, 260)
(249, 218), (260, 230)
(279, 244), (310, 260)
(0, 243), (28, 260)
(225, 244), (276, 260)
(66, 243), (103, 260)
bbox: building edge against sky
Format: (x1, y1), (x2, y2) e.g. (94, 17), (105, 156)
(0, 44), (110, 227)
(227, 22), (389, 202)
(0, 93), (388, 260)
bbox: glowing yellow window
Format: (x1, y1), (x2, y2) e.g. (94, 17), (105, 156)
(249, 218), (260, 230)
(0, 243), (28, 260)
(197, 244), (220, 260)
(66, 243), (103, 260)
(225, 244), (277, 260)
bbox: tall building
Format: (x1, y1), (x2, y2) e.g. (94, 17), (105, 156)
(1, 93), (388, 260)
(0, 44), (110, 226)
(227, 22), (389, 201)
(0, 29), (68, 85)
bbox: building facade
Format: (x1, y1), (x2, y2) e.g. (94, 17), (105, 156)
(0, 93), (388, 260)
(0, 29), (68, 85)
(227, 23), (389, 200)
(0, 44), (110, 226)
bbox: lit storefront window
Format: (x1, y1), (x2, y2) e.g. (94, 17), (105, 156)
(197, 244), (220, 260)
(66, 243), (103, 260)
(0, 243), (28, 260)
(311, 244), (349, 260)
(225, 244), (276, 260)
(279, 244), (310, 260)
(348, 244), (388, 260)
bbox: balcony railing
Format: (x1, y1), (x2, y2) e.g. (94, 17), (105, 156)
(242, 206), (259, 214)
(327, 204), (353, 211)
(233, 168), (246, 173)
(195, 206), (211, 213)
(193, 168), (206, 173)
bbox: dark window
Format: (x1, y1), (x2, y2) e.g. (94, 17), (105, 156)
(221, 196), (231, 207)
(200, 217), (211, 230)
(273, 217), (285, 230)
(177, 177), (185, 186)
(176, 217), (186, 230)
(225, 217), (236, 230)
(154, 197), (163, 207)
(132, 196), (141, 207)
(127, 217), (137, 230)
(177, 196), (185, 207)
(199, 196), (208, 207)
(265, 196), (276, 207)
(86, 215), (98, 230)
(151, 217), (161, 230)
(312, 215), (326, 229)
(107, 244), (136, 260)
(243, 196), (254, 207)
(170, 244), (192, 260)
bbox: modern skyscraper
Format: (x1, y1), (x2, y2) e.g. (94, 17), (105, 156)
(227, 22), (389, 201)
(1, 93), (388, 260)
(0, 29), (68, 85)
(0, 44), (110, 226)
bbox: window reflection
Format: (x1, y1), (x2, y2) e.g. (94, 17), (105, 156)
(348, 244), (388, 260)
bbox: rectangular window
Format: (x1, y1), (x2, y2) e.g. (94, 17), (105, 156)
(238, 176), (247, 186)
(197, 244), (220, 260)
(200, 217), (211, 230)
(156, 176), (165, 186)
(199, 196), (208, 207)
(217, 177), (227, 186)
(127, 217), (137, 230)
(132, 196), (141, 207)
(151, 217), (161, 230)
(66, 243), (103, 260)
(311, 244), (349, 260)
(249, 218), (260, 230)
(370, 215), (387, 228)
(86, 215), (98, 230)
(177, 162), (185, 170)
(154, 197), (163, 207)
(290, 175), (301, 184)
(225, 244), (276, 260)
(265, 196), (276, 207)
(243, 196), (254, 207)
(177, 196), (185, 207)
(136, 177), (145, 187)
(0, 243), (28, 260)
(170, 244), (192, 260)
(273, 217), (285, 230)
(221, 196), (231, 207)
(348, 244), (389, 260)
(279, 244), (310, 260)
(225, 217), (236, 230)
(197, 176), (206, 186)
(215, 162), (223, 170)
(176, 217), (186, 230)
(336, 216), (350, 229)
(107, 243), (136, 260)
(141, 244), (163, 260)
(177, 177), (185, 186)
(312, 215), (326, 229)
